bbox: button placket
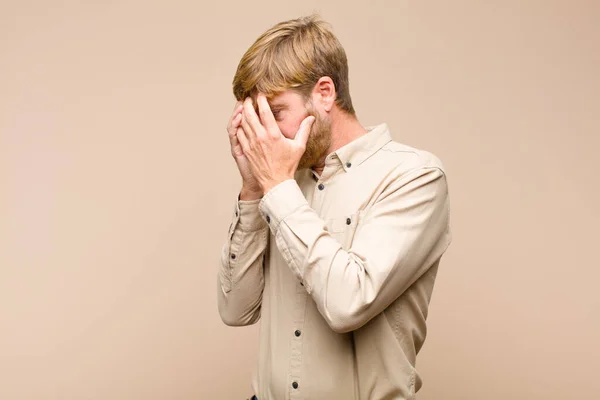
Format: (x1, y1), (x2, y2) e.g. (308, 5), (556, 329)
(229, 204), (240, 239)
(288, 274), (308, 399)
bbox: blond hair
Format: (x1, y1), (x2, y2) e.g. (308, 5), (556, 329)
(232, 14), (355, 115)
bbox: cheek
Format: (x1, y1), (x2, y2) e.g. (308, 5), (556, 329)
(277, 125), (293, 139)
(278, 120), (300, 139)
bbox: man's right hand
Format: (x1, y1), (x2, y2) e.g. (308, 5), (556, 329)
(227, 101), (263, 200)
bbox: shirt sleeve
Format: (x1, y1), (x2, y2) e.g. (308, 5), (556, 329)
(257, 166), (451, 333)
(217, 193), (269, 326)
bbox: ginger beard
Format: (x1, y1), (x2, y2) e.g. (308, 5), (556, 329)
(297, 103), (332, 170)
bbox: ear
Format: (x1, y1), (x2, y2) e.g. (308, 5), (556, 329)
(312, 76), (336, 112)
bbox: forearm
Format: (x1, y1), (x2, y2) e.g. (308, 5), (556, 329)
(217, 194), (269, 326)
(258, 169), (451, 333)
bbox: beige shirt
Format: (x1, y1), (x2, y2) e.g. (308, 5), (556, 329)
(217, 123), (452, 400)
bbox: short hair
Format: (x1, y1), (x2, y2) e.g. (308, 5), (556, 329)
(232, 14), (355, 115)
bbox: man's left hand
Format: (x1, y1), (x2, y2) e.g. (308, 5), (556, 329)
(237, 93), (315, 195)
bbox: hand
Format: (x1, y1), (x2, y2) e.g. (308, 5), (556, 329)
(237, 93), (315, 195)
(226, 100), (262, 195)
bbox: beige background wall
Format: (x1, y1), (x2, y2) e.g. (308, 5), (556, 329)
(1, 1), (598, 399)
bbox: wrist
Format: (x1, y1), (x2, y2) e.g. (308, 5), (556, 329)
(240, 186), (263, 201)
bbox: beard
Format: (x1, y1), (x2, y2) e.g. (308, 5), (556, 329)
(297, 105), (332, 170)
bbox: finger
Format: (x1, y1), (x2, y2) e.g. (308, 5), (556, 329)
(227, 104), (243, 136)
(242, 97), (263, 136)
(232, 125), (241, 144)
(256, 93), (277, 132)
(236, 124), (251, 153)
(229, 113), (242, 139)
(228, 101), (243, 123)
(240, 111), (255, 143)
(294, 116), (315, 148)
(232, 100), (242, 113)
(232, 126), (244, 154)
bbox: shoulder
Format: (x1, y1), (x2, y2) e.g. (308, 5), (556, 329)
(379, 140), (447, 177)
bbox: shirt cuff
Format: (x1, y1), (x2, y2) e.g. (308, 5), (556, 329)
(258, 179), (308, 234)
(236, 196), (267, 231)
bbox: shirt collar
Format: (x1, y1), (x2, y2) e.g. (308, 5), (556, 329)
(329, 122), (392, 172)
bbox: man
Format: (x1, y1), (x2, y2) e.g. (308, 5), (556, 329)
(217, 14), (452, 400)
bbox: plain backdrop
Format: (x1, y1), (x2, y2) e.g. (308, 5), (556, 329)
(1, 1), (599, 399)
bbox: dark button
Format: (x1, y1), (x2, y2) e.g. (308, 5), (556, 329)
(235, 211), (238, 216)
(318, 183), (325, 190)
(346, 217), (351, 225)
(346, 162), (352, 168)
(266, 215), (270, 223)
(300, 282), (304, 286)
(294, 330), (301, 337)
(292, 382), (299, 389)
(231, 254), (236, 259)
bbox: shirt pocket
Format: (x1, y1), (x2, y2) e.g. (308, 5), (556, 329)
(325, 210), (365, 250)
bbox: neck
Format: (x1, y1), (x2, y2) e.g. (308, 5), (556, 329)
(311, 108), (368, 175)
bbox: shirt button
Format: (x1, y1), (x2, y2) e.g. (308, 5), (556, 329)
(292, 382), (299, 389)
(235, 211), (238, 216)
(318, 183), (325, 190)
(300, 282), (304, 286)
(346, 162), (352, 168)
(346, 217), (351, 225)
(294, 330), (301, 337)
(231, 254), (236, 259)
(266, 215), (270, 223)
